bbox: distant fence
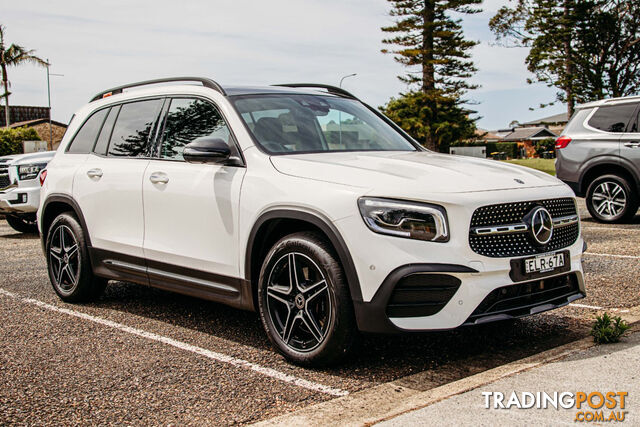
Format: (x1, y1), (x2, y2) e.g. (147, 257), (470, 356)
(0, 106), (50, 127)
(449, 146), (486, 158)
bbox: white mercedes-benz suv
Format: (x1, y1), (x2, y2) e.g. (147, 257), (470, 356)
(39, 77), (586, 365)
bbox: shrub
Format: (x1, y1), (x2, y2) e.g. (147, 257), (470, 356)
(0, 127), (41, 156)
(591, 313), (630, 344)
(534, 138), (555, 156)
(451, 141), (519, 159)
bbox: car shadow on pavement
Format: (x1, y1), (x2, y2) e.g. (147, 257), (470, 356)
(93, 281), (592, 385)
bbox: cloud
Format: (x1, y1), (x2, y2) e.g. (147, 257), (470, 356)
(3, 0), (559, 131)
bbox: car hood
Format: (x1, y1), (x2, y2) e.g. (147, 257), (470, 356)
(270, 151), (563, 194)
(10, 151), (55, 166)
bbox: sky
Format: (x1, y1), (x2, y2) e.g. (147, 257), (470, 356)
(2, 0), (567, 131)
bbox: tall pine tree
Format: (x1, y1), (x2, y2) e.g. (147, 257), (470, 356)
(380, 0), (481, 151)
(490, 0), (640, 117)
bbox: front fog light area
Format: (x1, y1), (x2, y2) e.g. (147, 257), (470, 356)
(358, 197), (449, 242)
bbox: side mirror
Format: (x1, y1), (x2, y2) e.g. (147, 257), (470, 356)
(183, 137), (231, 164)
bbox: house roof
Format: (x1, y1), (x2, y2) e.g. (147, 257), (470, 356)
(8, 118), (67, 128)
(522, 112), (568, 126)
(501, 126), (557, 142)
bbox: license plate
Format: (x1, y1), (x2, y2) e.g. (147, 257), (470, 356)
(524, 252), (565, 274)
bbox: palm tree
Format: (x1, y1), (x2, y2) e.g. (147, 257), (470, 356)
(0, 25), (47, 127)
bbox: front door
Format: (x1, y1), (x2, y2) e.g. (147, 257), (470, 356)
(142, 97), (246, 280)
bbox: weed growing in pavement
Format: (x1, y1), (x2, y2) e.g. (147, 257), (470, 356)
(591, 313), (630, 344)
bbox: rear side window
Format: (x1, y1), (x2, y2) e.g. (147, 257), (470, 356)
(108, 99), (163, 157)
(67, 109), (108, 153)
(159, 98), (233, 160)
(93, 106), (119, 156)
(588, 103), (637, 133)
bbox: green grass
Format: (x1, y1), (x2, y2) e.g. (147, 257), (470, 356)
(503, 158), (556, 176)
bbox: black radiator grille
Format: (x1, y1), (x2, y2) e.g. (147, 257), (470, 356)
(469, 198), (579, 257)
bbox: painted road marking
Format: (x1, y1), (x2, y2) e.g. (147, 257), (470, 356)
(583, 226), (640, 232)
(0, 288), (348, 397)
(584, 252), (640, 260)
(568, 303), (629, 313)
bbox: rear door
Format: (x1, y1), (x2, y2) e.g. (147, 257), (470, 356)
(73, 98), (164, 261)
(618, 102), (640, 187)
(142, 96), (246, 280)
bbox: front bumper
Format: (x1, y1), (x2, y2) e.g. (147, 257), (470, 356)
(0, 182), (41, 214)
(334, 187), (586, 333)
(354, 264), (585, 334)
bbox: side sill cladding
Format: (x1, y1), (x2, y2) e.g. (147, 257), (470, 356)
(245, 209), (363, 303)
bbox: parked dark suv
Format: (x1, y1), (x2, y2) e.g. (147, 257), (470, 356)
(556, 96), (640, 223)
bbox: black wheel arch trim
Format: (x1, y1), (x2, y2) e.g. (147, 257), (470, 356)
(40, 193), (93, 253)
(578, 157), (640, 195)
(354, 263), (477, 334)
(245, 208), (363, 303)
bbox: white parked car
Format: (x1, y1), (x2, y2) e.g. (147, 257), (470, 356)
(0, 151), (54, 233)
(39, 77), (586, 365)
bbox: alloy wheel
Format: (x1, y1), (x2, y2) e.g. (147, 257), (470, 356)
(265, 252), (332, 352)
(49, 224), (81, 294)
(591, 181), (627, 219)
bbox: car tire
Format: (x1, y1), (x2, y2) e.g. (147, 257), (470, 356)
(257, 232), (356, 366)
(586, 174), (639, 223)
(5, 214), (38, 234)
(45, 212), (107, 302)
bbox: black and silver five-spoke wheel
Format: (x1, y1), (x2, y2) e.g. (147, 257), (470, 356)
(258, 232), (356, 366)
(586, 174), (639, 223)
(46, 213), (106, 302)
(49, 224), (81, 295)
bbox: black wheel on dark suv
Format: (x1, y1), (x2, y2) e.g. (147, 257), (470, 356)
(257, 232), (356, 366)
(45, 212), (107, 302)
(5, 214), (38, 234)
(586, 174), (639, 223)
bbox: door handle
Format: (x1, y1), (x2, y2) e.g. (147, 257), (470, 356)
(623, 142), (640, 148)
(149, 172), (169, 184)
(86, 168), (103, 179)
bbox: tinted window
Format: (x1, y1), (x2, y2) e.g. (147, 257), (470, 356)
(160, 98), (233, 160)
(108, 99), (163, 157)
(233, 95), (416, 154)
(67, 109), (108, 153)
(588, 103), (637, 133)
(93, 106), (119, 155)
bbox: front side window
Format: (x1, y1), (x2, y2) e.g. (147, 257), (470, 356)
(588, 103), (638, 133)
(67, 108), (108, 154)
(108, 99), (163, 157)
(232, 95), (417, 154)
(160, 98), (233, 160)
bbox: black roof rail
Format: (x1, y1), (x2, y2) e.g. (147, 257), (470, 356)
(90, 77), (226, 102)
(272, 83), (358, 100)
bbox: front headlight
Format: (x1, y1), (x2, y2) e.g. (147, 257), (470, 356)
(358, 197), (449, 242)
(18, 163), (47, 180)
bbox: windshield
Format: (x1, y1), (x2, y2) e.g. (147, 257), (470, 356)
(232, 94), (417, 154)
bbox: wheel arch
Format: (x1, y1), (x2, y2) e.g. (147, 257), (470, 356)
(245, 209), (362, 310)
(40, 194), (92, 252)
(579, 162), (639, 196)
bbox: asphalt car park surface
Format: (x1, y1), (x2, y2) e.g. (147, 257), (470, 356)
(0, 201), (638, 425)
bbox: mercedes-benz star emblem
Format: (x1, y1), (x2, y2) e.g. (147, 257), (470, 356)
(528, 206), (553, 245)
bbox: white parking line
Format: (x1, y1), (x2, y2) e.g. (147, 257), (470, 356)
(583, 226), (640, 232)
(0, 288), (348, 397)
(568, 303), (630, 313)
(584, 252), (640, 259)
